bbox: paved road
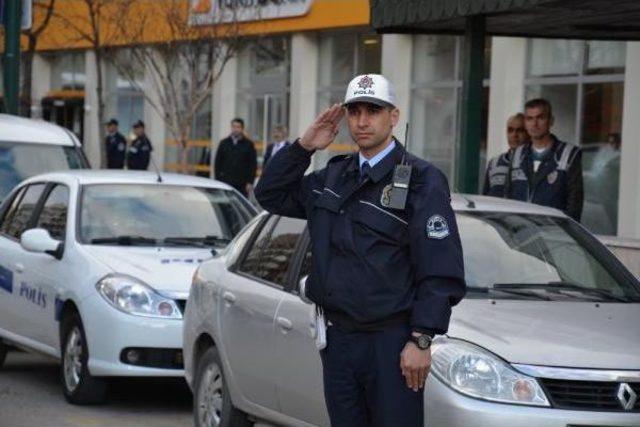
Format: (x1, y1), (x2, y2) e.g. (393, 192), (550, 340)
(0, 349), (192, 427)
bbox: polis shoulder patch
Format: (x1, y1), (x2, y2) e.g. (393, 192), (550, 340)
(426, 215), (449, 239)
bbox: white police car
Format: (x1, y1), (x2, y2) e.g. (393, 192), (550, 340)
(0, 170), (256, 404)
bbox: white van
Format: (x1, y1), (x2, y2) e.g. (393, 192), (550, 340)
(0, 114), (90, 201)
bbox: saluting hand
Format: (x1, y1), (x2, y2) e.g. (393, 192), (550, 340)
(299, 104), (344, 152)
(400, 342), (432, 392)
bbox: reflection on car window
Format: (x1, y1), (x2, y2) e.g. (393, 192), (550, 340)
(2, 184), (46, 239)
(0, 186), (26, 231)
(37, 185), (69, 241)
(239, 217), (306, 287)
(298, 244), (312, 284)
(80, 184), (254, 246)
(0, 142), (86, 201)
(459, 212), (640, 301)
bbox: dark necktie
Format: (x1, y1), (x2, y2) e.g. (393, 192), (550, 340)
(360, 161), (371, 182)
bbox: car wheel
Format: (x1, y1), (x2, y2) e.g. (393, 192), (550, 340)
(60, 311), (108, 405)
(194, 346), (252, 427)
(0, 340), (8, 368)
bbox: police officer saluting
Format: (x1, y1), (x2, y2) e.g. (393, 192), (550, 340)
(255, 75), (466, 427)
(127, 120), (153, 170)
(505, 98), (583, 221)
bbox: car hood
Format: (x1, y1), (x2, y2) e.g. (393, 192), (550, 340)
(447, 299), (640, 369)
(83, 246), (216, 295)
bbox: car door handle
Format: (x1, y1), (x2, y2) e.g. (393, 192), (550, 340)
(14, 263), (24, 273)
(222, 291), (236, 304)
(276, 317), (293, 331)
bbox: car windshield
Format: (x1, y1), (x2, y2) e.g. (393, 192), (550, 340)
(459, 211), (640, 302)
(0, 141), (87, 200)
(79, 184), (255, 247)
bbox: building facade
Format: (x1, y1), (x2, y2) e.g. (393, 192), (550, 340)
(8, 0), (640, 239)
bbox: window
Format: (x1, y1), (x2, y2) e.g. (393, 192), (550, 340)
(298, 243), (313, 284)
(236, 36), (291, 163)
(314, 32), (382, 169)
(525, 39), (626, 236)
(1, 184), (46, 239)
(410, 35), (491, 184)
(0, 186), (26, 232)
(50, 52), (86, 91)
(238, 216), (306, 287)
(36, 185), (70, 241)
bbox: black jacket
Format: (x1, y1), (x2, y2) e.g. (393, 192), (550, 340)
(506, 135), (583, 221)
(255, 140), (466, 335)
(214, 135), (257, 194)
(105, 132), (127, 169)
(127, 135), (153, 170)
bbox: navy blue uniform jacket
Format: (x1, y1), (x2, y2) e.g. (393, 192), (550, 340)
(254, 140), (466, 335)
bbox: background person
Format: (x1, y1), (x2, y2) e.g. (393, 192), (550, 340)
(505, 98), (583, 221)
(482, 113), (527, 197)
(263, 125), (290, 169)
(214, 118), (257, 198)
(105, 118), (127, 169)
(126, 120), (153, 171)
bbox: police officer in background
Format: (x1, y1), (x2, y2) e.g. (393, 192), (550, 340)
(127, 120), (153, 170)
(105, 118), (127, 169)
(255, 74), (466, 427)
(482, 113), (527, 197)
(505, 98), (583, 221)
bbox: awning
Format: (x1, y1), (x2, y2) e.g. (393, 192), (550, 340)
(371, 0), (640, 40)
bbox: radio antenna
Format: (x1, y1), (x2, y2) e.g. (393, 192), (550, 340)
(402, 122), (410, 164)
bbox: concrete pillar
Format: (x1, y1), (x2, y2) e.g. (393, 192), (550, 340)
(83, 50), (101, 168)
(289, 33), (319, 140)
(381, 34), (412, 143)
(209, 56), (238, 175)
(486, 37), (527, 161)
(617, 42), (640, 238)
(30, 54), (51, 119)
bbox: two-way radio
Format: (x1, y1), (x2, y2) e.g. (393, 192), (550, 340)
(387, 123), (412, 210)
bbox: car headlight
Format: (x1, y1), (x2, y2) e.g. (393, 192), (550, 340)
(431, 338), (550, 406)
(96, 274), (182, 319)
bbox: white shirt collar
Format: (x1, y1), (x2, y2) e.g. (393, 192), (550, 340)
(359, 140), (396, 169)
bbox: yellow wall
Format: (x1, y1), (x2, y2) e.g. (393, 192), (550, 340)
(29, 0), (370, 52)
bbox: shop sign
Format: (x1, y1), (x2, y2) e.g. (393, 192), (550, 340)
(189, 0), (314, 25)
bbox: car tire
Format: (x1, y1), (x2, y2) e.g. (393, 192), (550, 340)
(60, 311), (108, 405)
(0, 340), (8, 368)
(194, 346), (252, 427)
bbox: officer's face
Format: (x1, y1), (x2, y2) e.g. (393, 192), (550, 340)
(524, 106), (553, 140)
(107, 124), (117, 134)
(133, 126), (144, 136)
(506, 117), (526, 149)
(345, 103), (399, 152)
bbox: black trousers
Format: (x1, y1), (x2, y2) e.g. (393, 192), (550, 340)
(320, 323), (424, 427)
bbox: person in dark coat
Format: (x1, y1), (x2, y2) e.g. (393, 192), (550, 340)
(505, 98), (584, 221)
(105, 118), (127, 169)
(127, 120), (153, 171)
(214, 118), (257, 197)
(263, 125), (290, 169)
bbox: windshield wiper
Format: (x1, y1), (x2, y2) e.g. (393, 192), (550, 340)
(493, 282), (629, 303)
(467, 286), (552, 301)
(162, 237), (207, 248)
(90, 235), (157, 246)
(202, 235), (231, 245)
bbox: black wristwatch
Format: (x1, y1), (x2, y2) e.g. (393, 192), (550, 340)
(409, 334), (433, 350)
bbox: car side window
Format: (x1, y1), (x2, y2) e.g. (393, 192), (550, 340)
(1, 184), (46, 240)
(298, 243), (313, 284)
(0, 186), (26, 233)
(36, 185), (70, 241)
(238, 216), (306, 287)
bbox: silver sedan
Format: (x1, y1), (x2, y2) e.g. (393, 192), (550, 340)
(183, 195), (640, 427)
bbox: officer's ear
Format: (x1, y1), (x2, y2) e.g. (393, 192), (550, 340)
(390, 108), (400, 128)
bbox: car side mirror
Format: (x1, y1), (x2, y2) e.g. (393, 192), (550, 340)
(20, 228), (64, 260)
(298, 275), (313, 305)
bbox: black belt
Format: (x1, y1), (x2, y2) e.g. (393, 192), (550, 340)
(324, 309), (410, 332)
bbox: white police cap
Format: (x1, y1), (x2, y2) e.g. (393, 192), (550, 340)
(343, 74), (397, 108)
